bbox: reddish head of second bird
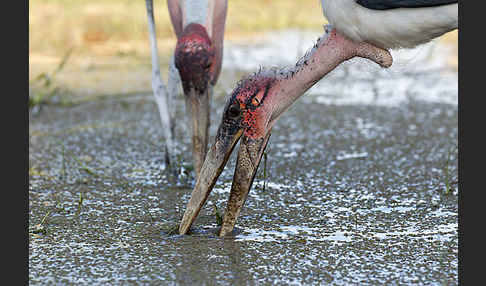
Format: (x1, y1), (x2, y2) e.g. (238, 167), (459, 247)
(174, 23), (215, 94)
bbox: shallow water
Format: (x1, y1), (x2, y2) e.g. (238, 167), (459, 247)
(29, 31), (457, 285)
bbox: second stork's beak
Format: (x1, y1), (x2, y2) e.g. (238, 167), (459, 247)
(178, 115), (271, 236)
(185, 87), (211, 177)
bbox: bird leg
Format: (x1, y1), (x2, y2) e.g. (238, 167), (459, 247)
(167, 54), (182, 136)
(145, 0), (179, 182)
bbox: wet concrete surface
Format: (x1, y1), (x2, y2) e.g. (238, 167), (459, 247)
(29, 32), (457, 285)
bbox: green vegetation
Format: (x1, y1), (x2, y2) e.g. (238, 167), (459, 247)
(76, 192), (84, 216)
(67, 150), (97, 177)
(161, 222), (179, 235)
(213, 204), (223, 226)
(30, 210), (52, 235)
(29, 49), (74, 110)
(442, 145), (458, 195)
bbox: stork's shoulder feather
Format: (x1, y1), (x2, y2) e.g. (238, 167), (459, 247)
(356, 0), (458, 10)
(321, 0), (458, 49)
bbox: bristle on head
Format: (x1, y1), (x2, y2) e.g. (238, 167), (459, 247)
(230, 71), (277, 109)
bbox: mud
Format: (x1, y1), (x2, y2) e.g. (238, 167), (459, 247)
(29, 30), (457, 285)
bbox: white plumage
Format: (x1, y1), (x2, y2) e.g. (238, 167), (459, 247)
(321, 0), (458, 49)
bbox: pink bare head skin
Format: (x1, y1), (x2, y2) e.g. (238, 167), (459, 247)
(168, 0), (227, 86)
(174, 23), (215, 94)
(178, 26), (393, 236)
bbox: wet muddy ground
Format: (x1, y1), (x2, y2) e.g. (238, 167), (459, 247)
(29, 31), (457, 285)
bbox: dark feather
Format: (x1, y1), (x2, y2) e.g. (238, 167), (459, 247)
(356, 0), (458, 10)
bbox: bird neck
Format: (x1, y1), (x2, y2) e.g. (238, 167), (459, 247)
(268, 27), (391, 124)
(182, 0), (213, 36)
(268, 28), (357, 123)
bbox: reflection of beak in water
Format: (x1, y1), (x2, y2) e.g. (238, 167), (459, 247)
(179, 26), (393, 236)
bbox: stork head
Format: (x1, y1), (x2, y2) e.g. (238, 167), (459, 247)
(175, 23), (215, 93)
(175, 23), (216, 176)
(178, 72), (282, 236)
(225, 73), (278, 140)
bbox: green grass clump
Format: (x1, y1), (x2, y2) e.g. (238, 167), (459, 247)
(213, 205), (223, 226)
(161, 223), (179, 235)
(442, 145), (458, 195)
(29, 49), (74, 110)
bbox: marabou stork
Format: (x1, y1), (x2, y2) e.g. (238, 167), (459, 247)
(145, 0), (227, 178)
(178, 1), (458, 236)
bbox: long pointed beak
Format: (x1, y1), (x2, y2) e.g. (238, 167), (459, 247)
(185, 87), (212, 177)
(219, 133), (271, 236)
(179, 124), (243, 235)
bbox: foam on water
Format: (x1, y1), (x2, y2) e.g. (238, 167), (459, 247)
(235, 220), (456, 244)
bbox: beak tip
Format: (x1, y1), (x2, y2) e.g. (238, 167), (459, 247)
(178, 225), (185, 235)
(218, 222), (236, 237)
(179, 221), (191, 235)
(178, 213), (193, 235)
(218, 229), (228, 237)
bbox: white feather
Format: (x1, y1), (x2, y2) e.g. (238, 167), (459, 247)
(182, 0), (212, 35)
(321, 0), (458, 49)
